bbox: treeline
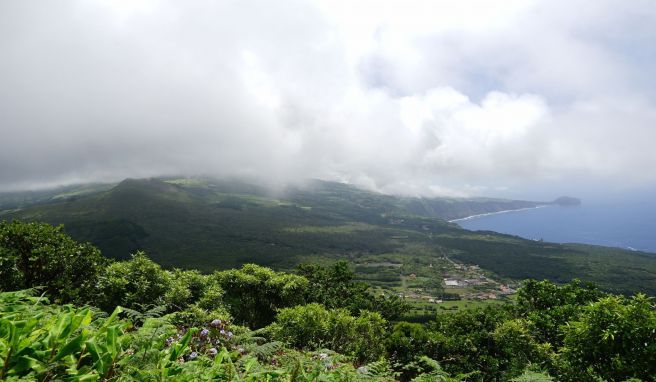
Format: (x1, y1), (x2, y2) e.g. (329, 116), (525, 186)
(1, 221), (655, 381)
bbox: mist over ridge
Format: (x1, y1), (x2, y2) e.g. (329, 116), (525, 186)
(1, 1), (656, 200)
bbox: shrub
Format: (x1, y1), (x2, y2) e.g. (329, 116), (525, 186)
(0, 220), (107, 304)
(560, 294), (656, 382)
(96, 251), (171, 312)
(271, 303), (387, 364)
(214, 264), (308, 328)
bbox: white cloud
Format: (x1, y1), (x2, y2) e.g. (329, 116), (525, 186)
(0, 0), (655, 197)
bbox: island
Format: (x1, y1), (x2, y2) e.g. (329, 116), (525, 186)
(551, 196), (582, 206)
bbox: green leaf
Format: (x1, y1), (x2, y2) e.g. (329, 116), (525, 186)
(10, 355), (44, 375)
(169, 328), (196, 362)
(99, 306), (122, 333)
(106, 326), (118, 356)
(53, 333), (85, 361)
(85, 339), (105, 375)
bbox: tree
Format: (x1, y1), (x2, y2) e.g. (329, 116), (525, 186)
(297, 261), (408, 321)
(427, 306), (540, 381)
(516, 279), (603, 346)
(0, 220), (106, 304)
(96, 251), (171, 312)
(213, 264), (308, 328)
(560, 294), (656, 382)
(386, 322), (434, 367)
(271, 303), (387, 364)
(165, 268), (209, 311)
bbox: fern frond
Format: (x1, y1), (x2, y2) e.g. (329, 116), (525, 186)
(251, 341), (283, 361)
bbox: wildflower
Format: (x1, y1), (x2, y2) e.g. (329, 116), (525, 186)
(188, 351), (198, 360)
(220, 329), (226, 335)
(165, 337), (174, 346)
(210, 319), (222, 327)
(319, 353), (328, 360)
(200, 328), (209, 337)
(226, 331), (233, 339)
(208, 347), (218, 356)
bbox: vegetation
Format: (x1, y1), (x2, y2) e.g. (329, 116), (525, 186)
(1, 221), (655, 381)
(269, 303), (387, 364)
(0, 221), (107, 304)
(213, 264), (308, 328)
(0, 290), (399, 382)
(297, 262), (408, 321)
(1, 177), (655, 296)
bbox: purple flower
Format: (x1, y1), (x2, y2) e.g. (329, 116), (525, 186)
(208, 347), (218, 356)
(220, 329), (226, 335)
(200, 329), (209, 337)
(188, 352), (198, 360)
(165, 337), (174, 346)
(226, 331), (233, 339)
(210, 319), (222, 327)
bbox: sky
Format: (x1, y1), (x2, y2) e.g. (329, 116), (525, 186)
(1, 0), (655, 199)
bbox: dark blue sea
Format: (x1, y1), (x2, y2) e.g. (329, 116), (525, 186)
(456, 195), (656, 253)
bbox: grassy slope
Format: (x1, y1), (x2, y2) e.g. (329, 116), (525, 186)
(1, 177), (655, 295)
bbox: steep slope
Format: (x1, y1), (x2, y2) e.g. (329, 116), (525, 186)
(2, 177), (655, 295)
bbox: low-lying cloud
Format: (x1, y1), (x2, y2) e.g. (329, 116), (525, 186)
(1, 0), (655, 198)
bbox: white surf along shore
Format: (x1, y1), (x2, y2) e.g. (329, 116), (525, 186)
(448, 205), (550, 223)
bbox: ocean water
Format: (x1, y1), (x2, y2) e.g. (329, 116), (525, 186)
(456, 196), (656, 253)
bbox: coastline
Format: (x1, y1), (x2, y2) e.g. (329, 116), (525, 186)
(448, 205), (550, 223)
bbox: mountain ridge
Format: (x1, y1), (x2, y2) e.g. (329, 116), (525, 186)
(1, 176), (654, 295)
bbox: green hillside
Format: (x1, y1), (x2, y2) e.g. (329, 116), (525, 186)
(1, 177), (655, 295)
(398, 196), (544, 221)
(2, 223), (654, 382)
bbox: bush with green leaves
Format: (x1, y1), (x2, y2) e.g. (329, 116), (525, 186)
(93, 252), (232, 327)
(297, 261), (409, 321)
(0, 220), (107, 304)
(164, 269), (231, 327)
(386, 322), (435, 366)
(515, 279), (603, 346)
(509, 370), (554, 382)
(407, 356), (473, 382)
(165, 269), (209, 311)
(423, 306), (552, 382)
(560, 294), (656, 382)
(1, 290), (456, 382)
(491, 318), (553, 377)
(95, 251), (172, 312)
(214, 264), (309, 328)
(269, 303), (387, 364)
(385, 322), (442, 381)
(0, 290), (125, 381)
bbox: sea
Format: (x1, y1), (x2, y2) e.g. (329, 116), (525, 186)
(455, 195), (656, 253)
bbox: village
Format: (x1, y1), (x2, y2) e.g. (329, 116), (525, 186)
(362, 254), (518, 310)
(399, 264), (516, 304)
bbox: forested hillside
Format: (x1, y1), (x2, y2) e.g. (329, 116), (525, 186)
(1, 177), (655, 295)
(1, 221), (654, 381)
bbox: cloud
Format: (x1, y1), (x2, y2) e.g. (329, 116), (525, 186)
(0, 0), (655, 197)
